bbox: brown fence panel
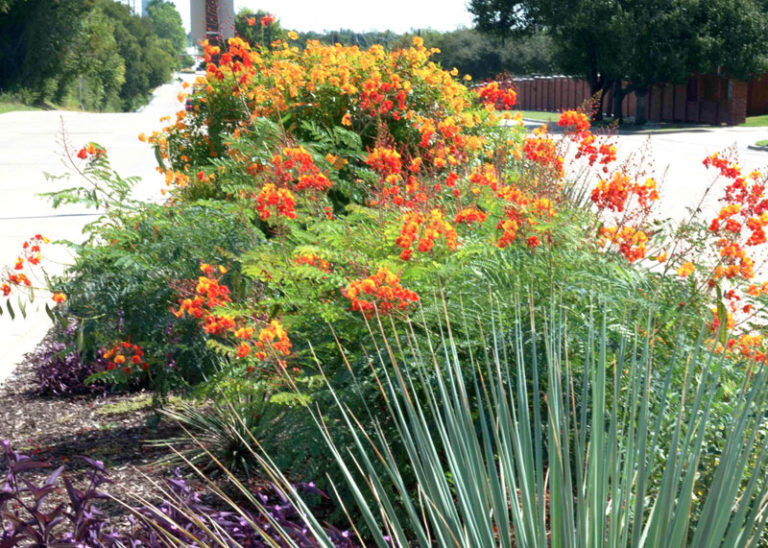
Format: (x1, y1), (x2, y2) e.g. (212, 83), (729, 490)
(521, 80), (527, 110)
(748, 74), (768, 116)
(625, 89), (636, 119)
(731, 80), (747, 124)
(673, 84), (686, 121)
(649, 85), (662, 121)
(662, 83), (674, 120)
(546, 79), (554, 110)
(700, 101), (718, 124)
(509, 73), (764, 124)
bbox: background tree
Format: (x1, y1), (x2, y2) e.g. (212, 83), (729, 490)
(468, 0), (529, 45)
(63, 6), (126, 110)
(98, 0), (174, 110)
(234, 8), (287, 48)
(470, 0), (768, 122)
(394, 28), (554, 80)
(146, 0), (186, 55)
(0, 0), (179, 111)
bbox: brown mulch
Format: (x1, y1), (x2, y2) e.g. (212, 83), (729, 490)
(0, 351), (188, 513)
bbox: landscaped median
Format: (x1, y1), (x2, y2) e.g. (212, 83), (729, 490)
(4, 36), (768, 546)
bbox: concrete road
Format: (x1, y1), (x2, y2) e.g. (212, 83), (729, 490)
(611, 126), (768, 222)
(0, 74), (196, 383)
(519, 117), (768, 220)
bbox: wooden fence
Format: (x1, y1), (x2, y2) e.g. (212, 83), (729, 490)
(505, 74), (760, 125)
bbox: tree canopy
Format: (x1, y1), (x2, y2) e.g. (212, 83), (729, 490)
(0, 0), (182, 111)
(146, 0), (186, 54)
(234, 8), (288, 48)
(470, 0), (768, 117)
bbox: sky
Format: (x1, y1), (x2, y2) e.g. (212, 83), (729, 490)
(170, 0), (475, 35)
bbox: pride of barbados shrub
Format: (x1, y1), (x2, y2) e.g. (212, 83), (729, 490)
(132, 36), (670, 385)
(13, 33), (768, 398)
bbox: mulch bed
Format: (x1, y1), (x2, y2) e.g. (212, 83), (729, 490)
(0, 350), (188, 514)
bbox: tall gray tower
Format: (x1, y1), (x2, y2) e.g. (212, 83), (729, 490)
(190, 0), (235, 46)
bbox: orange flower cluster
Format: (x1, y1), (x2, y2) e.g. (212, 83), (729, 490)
(454, 207), (487, 225)
(497, 217), (521, 249)
(475, 81), (517, 110)
(469, 163), (500, 191)
(257, 320), (292, 356)
(396, 209), (458, 260)
(557, 109), (590, 135)
(76, 143), (105, 160)
(103, 341), (148, 374)
(494, 186), (541, 249)
(3, 234), (49, 298)
(574, 134), (617, 171)
(359, 77), (409, 119)
(342, 267), (419, 317)
(173, 264), (293, 369)
(256, 183), (297, 220)
(294, 253), (331, 272)
(523, 127), (564, 177)
(600, 226), (649, 263)
(365, 146), (402, 179)
(704, 153), (768, 284)
(234, 319), (292, 367)
(173, 264), (232, 322)
(271, 146), (332, 192)
(726, 333), (767, 362)
(591, 173), (659, 213)
(712, 241), (754, 280)
(365, 146), (422, 207)
(709, 307), (735, 333)
(677, 261), (695, 278)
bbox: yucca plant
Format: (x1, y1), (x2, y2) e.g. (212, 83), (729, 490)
(151, 293), (768, 547)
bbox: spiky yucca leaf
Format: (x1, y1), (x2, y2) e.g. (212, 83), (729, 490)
(165, 293), (768, 547)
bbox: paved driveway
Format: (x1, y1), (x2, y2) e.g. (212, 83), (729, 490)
(0, 74), (195, 383)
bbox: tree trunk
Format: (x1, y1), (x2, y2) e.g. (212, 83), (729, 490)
(635, 88), (647, 125)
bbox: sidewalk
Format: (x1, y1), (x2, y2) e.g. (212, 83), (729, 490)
(0, 74), (196, 383)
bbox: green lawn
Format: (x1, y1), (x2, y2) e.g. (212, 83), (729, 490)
(0, 102), (41, 114)
(514, 110), (768, 128)
(740, 114), (768, 127)
(511, 109), (559, 122)
(509, 110), (713, 134)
